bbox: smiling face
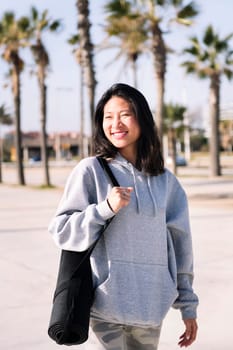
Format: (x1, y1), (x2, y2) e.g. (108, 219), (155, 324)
(103, 96), (141, 163)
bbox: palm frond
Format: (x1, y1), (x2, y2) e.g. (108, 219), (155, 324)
(3, 12), (15, 26)
(50, 20), (61, 31)
(18, 16), (30, 32)
(200, 51), (209, 61)
(104, 0), (131, 17)
(31, 6), (38, 21)
(203, 25), (215, 46)
(198, 69), (208, 79)
(225, 49), (233, 62)
(181, 61), (196, 73)
(41, 9), (49, 23)
(68, 34), (80, 45)
(189, 35), (199, 45)
(175, 17), (192, 26)
(183, 46), (199, 56)
(215, 38), (229, 52)
(164, 102), (186, 130)
(171, 0), (183, 6)
(176, 1), (199, 19)
(157, 0), (168, 6)
(223, 68), (233, 80)
(223, 32), (233, 42)
(0, 104), (13, 124)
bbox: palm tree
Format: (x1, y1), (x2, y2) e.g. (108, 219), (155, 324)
(135, 0), (198, 143)
(76, 0), (96, 153)
(103, 0), (148, 88)
(68, 34), (85, 159)
(0, 104), (13, 182)
(0, 12), (31, 185)
(29, 7), (61, 186)
(182, 25), (233, 176)
(164, 102), (186, 174)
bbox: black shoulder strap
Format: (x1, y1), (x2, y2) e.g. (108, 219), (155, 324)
(85, 157), (119, 253)
(56, 157), (120, 286)
(97, 157), (119, 187)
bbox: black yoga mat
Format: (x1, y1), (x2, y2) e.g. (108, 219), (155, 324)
(48, 157), (119, 345)
(48, 248), (94, 345)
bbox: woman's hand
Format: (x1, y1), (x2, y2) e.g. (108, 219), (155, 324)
(107, 186), (133, 213)
(178, 319), (198, 347)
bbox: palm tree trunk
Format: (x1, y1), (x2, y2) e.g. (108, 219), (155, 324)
(39, 80), (50, 186)
(76, 0), (96, 154)
(151, 24), (166, 148)
(12, 67), (25, 185)
(131, 56), (137, 88)
(209, 75), (221, 176)
(156, 74), (165, 144)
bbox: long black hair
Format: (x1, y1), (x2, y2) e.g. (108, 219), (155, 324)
(93, 83), (164, 175)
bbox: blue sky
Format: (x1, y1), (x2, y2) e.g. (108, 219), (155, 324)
(0, 0), (233, 135)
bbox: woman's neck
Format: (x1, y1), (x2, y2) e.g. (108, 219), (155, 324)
(118, 150), (137, 167)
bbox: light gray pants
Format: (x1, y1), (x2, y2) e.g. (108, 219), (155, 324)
(90, 319), (161, 350)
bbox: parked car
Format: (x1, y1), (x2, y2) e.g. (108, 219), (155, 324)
(32, 155), (41, 162)
(29, 155), (41, 164)
(166, 155), (187, 166)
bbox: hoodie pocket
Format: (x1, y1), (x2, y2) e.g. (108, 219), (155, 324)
(92, 260), (178, 326)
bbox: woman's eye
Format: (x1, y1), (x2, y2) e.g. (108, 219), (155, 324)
(121, 113), (132, 119)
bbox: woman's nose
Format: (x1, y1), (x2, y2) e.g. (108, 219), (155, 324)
(112, 116), (122, 128)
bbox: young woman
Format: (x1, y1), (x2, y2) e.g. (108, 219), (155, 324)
(49, 83), (198, 349)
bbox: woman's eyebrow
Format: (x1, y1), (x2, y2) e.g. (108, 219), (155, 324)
(104, 108), (131, 114)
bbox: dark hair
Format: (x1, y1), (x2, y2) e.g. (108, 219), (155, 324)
(93, 83), (164, 175)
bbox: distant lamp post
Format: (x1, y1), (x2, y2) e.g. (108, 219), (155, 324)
(182, 87), (191, 162)
(55, 132), (61, 162)
(184, 112), (191, 162)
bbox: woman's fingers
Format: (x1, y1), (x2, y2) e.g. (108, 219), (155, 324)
(107, 187), (133, 213)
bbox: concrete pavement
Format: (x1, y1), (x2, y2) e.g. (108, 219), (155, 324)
(0, 165), (233, 349)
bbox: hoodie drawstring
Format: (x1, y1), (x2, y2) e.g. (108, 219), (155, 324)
(113, 154), (158, 217)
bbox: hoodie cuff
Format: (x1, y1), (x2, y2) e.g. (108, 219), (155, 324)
(181, 306), (197, 320)
(96, 200), (116, 221)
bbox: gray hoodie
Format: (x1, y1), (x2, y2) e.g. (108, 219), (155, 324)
(48, 154), (198, 327)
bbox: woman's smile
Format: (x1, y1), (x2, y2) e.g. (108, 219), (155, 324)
(111, 130), (128, 139)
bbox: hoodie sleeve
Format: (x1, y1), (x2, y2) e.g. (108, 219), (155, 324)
(48, 158), (115, 252)
(166, 174), (199, 320)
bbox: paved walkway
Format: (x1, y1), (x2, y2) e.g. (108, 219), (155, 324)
(0, 164), (233, 349)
